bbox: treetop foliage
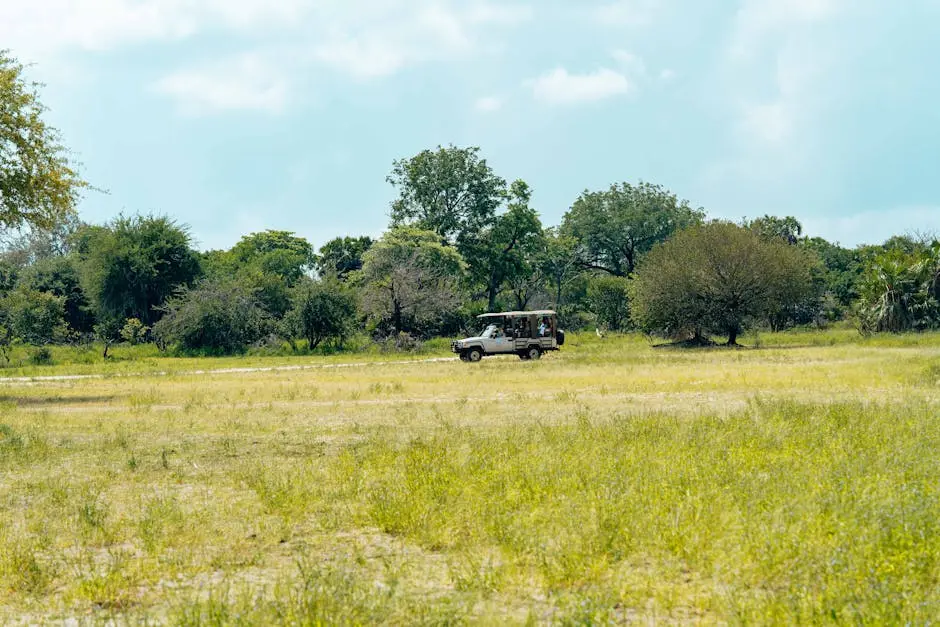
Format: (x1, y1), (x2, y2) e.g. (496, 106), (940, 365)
(388, 144), (509, 245)
(0, 51), (89, 232)
(561, 181), (705, 277)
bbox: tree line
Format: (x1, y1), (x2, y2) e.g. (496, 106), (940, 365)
(2, 49), (938, 358)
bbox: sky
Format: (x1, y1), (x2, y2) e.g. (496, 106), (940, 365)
(2, 0), (939, 252)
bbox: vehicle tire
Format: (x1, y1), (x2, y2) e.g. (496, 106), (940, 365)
(526, 346), (541, 360)
(518, 351), (530, 360)
(459, 352), (470, 362)
(467, 348), (483, 362)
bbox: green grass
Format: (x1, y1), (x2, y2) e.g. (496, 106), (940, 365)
(0, 330), (938, 624)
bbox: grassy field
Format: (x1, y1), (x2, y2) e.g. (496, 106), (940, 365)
(1, 329), (938, 624)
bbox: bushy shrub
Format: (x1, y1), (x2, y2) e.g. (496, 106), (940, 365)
(2, 287), (67, 345)
(281, 278), (357, 350)
(120, 318), (149, 345)
(152, 279), (273, 354)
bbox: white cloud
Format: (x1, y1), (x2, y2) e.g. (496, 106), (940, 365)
(152, 52), (289, 115)
(0, 0), (309, 61)
(659, 68), (676, 81)
(475, 96), (503, 112)
(529, 67), (631, 105)
(1, 0), (534, 100)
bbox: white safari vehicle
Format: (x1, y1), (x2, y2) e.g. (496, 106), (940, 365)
(451, 310), (565, 362)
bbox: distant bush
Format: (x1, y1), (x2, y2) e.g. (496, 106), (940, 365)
(152, 278), (274, 354)
(120, 318), (150, 345)
(2, 287), (67, 345)
(587, 275), (631, 332)
(281, 277), (358, 350)
(28, 346), (53, 365)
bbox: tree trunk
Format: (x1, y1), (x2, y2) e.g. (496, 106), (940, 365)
(487, 286), (498, 312)
(392, 299), (403, 336)
(726, 327), (739, 346)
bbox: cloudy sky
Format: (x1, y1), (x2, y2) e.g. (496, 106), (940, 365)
(2, 0), (938, 251)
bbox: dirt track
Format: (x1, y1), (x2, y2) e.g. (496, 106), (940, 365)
(0, 357), (460, 385)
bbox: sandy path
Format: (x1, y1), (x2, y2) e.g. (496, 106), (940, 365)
(0, 356), (460, 385)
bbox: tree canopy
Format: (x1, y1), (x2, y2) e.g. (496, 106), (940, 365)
(359, 226), (466, 337)
(561, 181), (705, 276)
(75, 214), (200, 326)
(630, 221), (816, 345)
(0, 51), (88, 232)
(388, 144), (507, 246)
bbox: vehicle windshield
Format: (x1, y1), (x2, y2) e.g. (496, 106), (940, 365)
(480, 324), (499, 338)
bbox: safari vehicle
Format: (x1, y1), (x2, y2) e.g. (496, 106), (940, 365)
(452, 310), (565, 362)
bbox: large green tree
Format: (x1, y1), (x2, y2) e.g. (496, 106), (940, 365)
(388, 144), (507, 246)
(18, 255), (94, 333)
(76, 214), (201, 327)
(358, 227), (466, 337)
(561, 181), (705, 276)
(202, 230), (315, 318)
(388, 145), (544, 311)
(630, 222), (816, 345)
(1, 51), (88, 232)
(462, 180), (543, 311)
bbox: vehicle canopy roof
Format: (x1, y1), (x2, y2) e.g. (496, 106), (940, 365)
(476, 310), (556, 319)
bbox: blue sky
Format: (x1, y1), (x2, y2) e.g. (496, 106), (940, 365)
(3, 0), (939, 251)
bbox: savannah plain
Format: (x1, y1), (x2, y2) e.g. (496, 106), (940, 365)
(1, 328), (938, 625)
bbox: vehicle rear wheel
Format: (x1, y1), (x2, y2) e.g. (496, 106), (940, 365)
(518, 351), (530, 360)
(526, 346), (542, 360)
(467, 348), (483, 362)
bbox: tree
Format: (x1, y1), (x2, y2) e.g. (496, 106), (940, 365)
(745, 215), (803, 245)
(151, 278), (274, 354)
(314, 236), (374, 280)
(2, 286), (67, 345)
(587, 275), (631, 332)
(205, 230), (316, 318)
(1, 51), (89, 232)
(230, 230), (315, 284)
(630, 222), (816, 345)
(462, 180), (543, 311)
(561, 181), (705, 277)
(76, 214), (201, 326)
(856, 243), (940, 333)
(388, 144), (507, 246)
(801, 236), (862, 308)
(282, 277), (358, 350)
(18, 255), (95, 333)
(539, 228), (581, 310)
(359, 227), (466, 337)
(0, 213), (85, 269)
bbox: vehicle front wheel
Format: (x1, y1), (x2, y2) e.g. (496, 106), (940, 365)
(459, 352), (470, 362)
(467, 348), (483, 362)
(526, 346), (542, 360)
